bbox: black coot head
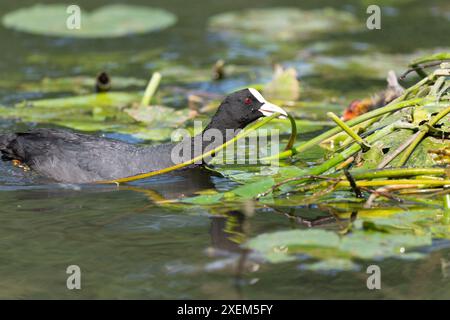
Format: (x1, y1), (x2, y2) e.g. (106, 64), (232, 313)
(210, 88), (288, 130)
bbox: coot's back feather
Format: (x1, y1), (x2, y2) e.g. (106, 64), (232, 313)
(0, 129), (178, 183)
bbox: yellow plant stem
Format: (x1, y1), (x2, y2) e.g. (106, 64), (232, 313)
(97, 112), (294, 184)
(337, 179), (450, 188)
(265, 98), (425, 161)
(327, 111), (371, 151)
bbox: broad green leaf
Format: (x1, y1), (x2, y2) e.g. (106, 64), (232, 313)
(181, 193), (224, 205)
(340, 232), (431, 259)
(232, 177), (275, 198)
(17, 92), (140, 109)
(247, 229), (340, 263)
(408, 137), (450, 167)
(248, 229), (340, 252)
(125, 105), (191, 127)
(2, 4), (177, 38)
(307, 49), (450, 79)
(358, 129), (414, 169)
(247, 228), (431, 266)
(409, 52), (450, 67)
(208, 8), (360, 43)
(299, 259), (360, 272)
(0, 92), (192, 141)
(263, 66), (300, 101)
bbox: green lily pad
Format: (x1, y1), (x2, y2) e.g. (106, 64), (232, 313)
(125, 105), (191, 127)
(299, 259), (360, 272)
(248, 229), (340, 253)
(232, 177), (275, 199)
(182, 193), (224, 205)
(306, 49), (450, 79)
(2, 4), (177, 38)
(247, 228), (431, 266)
(0, 92), (193, 141)
(360, 210), (445, 237)
(359, 129), (414, 169)
(208, 7), (360, 43)
(19, 92), (139, 110)
(263, 66), (300, 101)
(340, 232), (431, 260)
(408, 136), (450, 167)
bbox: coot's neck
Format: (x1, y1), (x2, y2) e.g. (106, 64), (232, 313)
(202, 110), (246, 136)
(167, 111), (245, 166)
(190, 115), (244, 154)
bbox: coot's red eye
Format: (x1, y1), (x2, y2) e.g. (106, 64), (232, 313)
(244, 97), (252, 105)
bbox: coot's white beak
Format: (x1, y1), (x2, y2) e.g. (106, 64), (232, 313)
(248, 87), (288, 119)
(259, 102), (288, 119)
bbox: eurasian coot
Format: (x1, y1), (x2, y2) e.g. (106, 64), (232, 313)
(0, 88), (287, 183)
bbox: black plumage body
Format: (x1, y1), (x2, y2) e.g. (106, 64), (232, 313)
(0, 88), (285, 184)
(0, 129), (181, 183)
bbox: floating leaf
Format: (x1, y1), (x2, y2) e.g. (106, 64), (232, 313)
(0, 92), (192, 141)
(306, 49), (450, 79)
(208, 7), (360, 43)
(263, 66), (300, 101)
(339, 232), (431, 260)
(17, 92), (140, 109)
(248, 229), (340, 252)
(299, 259), (360, 272)
(247, 228), (431, 267)
(231, 177), (275, 199)
(125, 105), (191, 127)
(182, 193), (224, 205)
(358, 129), (414, 169)
(408, 137), (450, 166)
(2, 4), (177, 38)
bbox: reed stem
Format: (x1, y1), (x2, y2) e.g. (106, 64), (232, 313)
(141, 72), (162, 106)
(269, 98), (424, 161)
(327, 112), (371, 151)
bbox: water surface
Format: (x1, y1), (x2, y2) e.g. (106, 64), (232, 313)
(0, 0), (449, 299)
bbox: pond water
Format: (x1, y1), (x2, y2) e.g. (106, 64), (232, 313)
(0, 0), (449, 299)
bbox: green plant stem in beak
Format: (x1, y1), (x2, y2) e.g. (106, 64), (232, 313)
(97, 111), (296, 184)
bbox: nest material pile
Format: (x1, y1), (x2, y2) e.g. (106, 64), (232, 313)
(266, 56), (450, 205)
